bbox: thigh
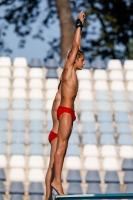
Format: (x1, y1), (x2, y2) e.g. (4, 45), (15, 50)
(58, 113), (73, 142)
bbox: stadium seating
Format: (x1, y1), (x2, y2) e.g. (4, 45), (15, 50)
(86, 183), (102, 193)
(0, 56), (12, 67)
(1, 56), (133, 197)
(85, 170), (100, 183)
(67, 182), (83, 194)
(66, 170), (82, 182)
(13, 57), (27, 68)
(104, 171), (119, 183)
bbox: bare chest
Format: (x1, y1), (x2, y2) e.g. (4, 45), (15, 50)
(62, 70), (78, 89)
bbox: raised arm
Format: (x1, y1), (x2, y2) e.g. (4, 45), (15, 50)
(65, 11), (85, 68)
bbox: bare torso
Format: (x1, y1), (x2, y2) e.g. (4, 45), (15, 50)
(51, 83), (61, 133)
(60, 66), (78, 110)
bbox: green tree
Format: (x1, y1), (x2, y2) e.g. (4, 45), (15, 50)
(0, 0), (133, 61)
(128, 39), (133, 59)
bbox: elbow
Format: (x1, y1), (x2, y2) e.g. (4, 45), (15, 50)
(72, 42), (79, 50)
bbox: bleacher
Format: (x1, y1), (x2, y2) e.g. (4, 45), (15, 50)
(0, 56), (133, 200)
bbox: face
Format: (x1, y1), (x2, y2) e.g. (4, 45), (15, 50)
(75, 54), (85, 70)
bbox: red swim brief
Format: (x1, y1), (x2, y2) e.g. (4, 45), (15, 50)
(57, 106), (76, 122)
(48, 131), (58, 143)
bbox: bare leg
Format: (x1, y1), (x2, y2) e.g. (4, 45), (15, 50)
(51, 113), (72, 194)
(45, 138), (57, 200)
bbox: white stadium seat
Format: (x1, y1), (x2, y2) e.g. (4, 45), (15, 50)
(109, 70), (123, 80)
(46, 157), (50, 168)
(78, 90), (93, 100)
(127, 82), (133, 91)
(13, 57), (28, 67)
(29, 68), (43, 79)
(29, 79), (43, 89)
(125, 71), (133, 81)
(65, 156), (81, 169)
(12, 89), (27, 99)
(0, 78), (10, 88)
(77, 69), (92, 80)
(0, 56), (12, 67)
(45, 89), (57, 100)
(93, 70), (108, 80)
(79, 80), (92, 90)
(107, 59), (122, 70)
(0, 155), (7, 168)
(45, 79), (59, 89)
(94, 81), (108, 90)
(83, 145), (99, 157)
(46, 110), (52, 121)
(0, 68), (11, 78)
(9, 168), (25, 181)
(111, 81), (125, 91)
(28, 156), (44, 168)
(0, 88), (10, 98)
(123, 60), (133, 70)
(101, 145), (117, 157)
(9, 155), (26, 168)
(102, 157), (119, 170)
(12, 78), (27, 89)
(28, 169), (45, 182)
(119, 146), (133, 158)
(13, 68), (27, 78)
(84, 157), (100, 170)
(45, 100), (53, 111)
(29, 89), (43, 99)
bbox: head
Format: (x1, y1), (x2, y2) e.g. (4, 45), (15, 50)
(67, 49), (85, 70)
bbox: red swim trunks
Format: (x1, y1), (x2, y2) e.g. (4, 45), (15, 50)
(57, 106), (76, 122)
(48, 131), (58, 143)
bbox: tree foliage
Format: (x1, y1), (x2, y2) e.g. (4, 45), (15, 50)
(0, 0), (133, 61)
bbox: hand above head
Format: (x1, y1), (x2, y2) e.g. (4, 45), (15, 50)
(78, 11), (86, 25)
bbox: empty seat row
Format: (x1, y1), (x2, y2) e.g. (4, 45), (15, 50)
(0, 120), (132, 136)
(0, 99), (54, 111)
(1, 57), (133, 70)
(82, 134), (133, 146)
(0, 78), (59, 89)
(2, 88), (133, 100)
(0, 57), (28, 67)
(82, 122), (132, 134)
(0, 181), (132, 196)
(1, 99), (132, 113)
(0, 100), (56, 111)
(1, 168), (133, 184)
(82, 145), (133, 158)
(1, 109), (132, 122)
(0, 154), (133, 170)
(64, 157), (131, 170)
(78, 70), (133, 81)
(0, 110), (46, 121)
(0, 89), (58, 99)
(0, 131), (132, 146)
(0, 120), (45, 132)
(0, 143), (46, 156)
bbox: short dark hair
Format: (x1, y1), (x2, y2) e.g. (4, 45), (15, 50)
(67, 49), (84, 60)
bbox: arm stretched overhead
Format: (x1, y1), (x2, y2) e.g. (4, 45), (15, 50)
(65, 11), (85, 68)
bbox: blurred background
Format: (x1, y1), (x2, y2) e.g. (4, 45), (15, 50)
(0, 1), (133, 200)
(0, 0), (133, 64)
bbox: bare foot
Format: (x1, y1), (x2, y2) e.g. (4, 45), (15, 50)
(51, 179), (65, 195)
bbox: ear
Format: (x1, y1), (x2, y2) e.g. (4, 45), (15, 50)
(74, 58), (77, 64)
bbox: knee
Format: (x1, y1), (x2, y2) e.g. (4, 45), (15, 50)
(56, 141), (68, 155)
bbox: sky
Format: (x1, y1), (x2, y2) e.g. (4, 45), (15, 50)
(4, 22), (60, 65)
(0, 1), (109, 66)
(0, 1), (60, 65)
